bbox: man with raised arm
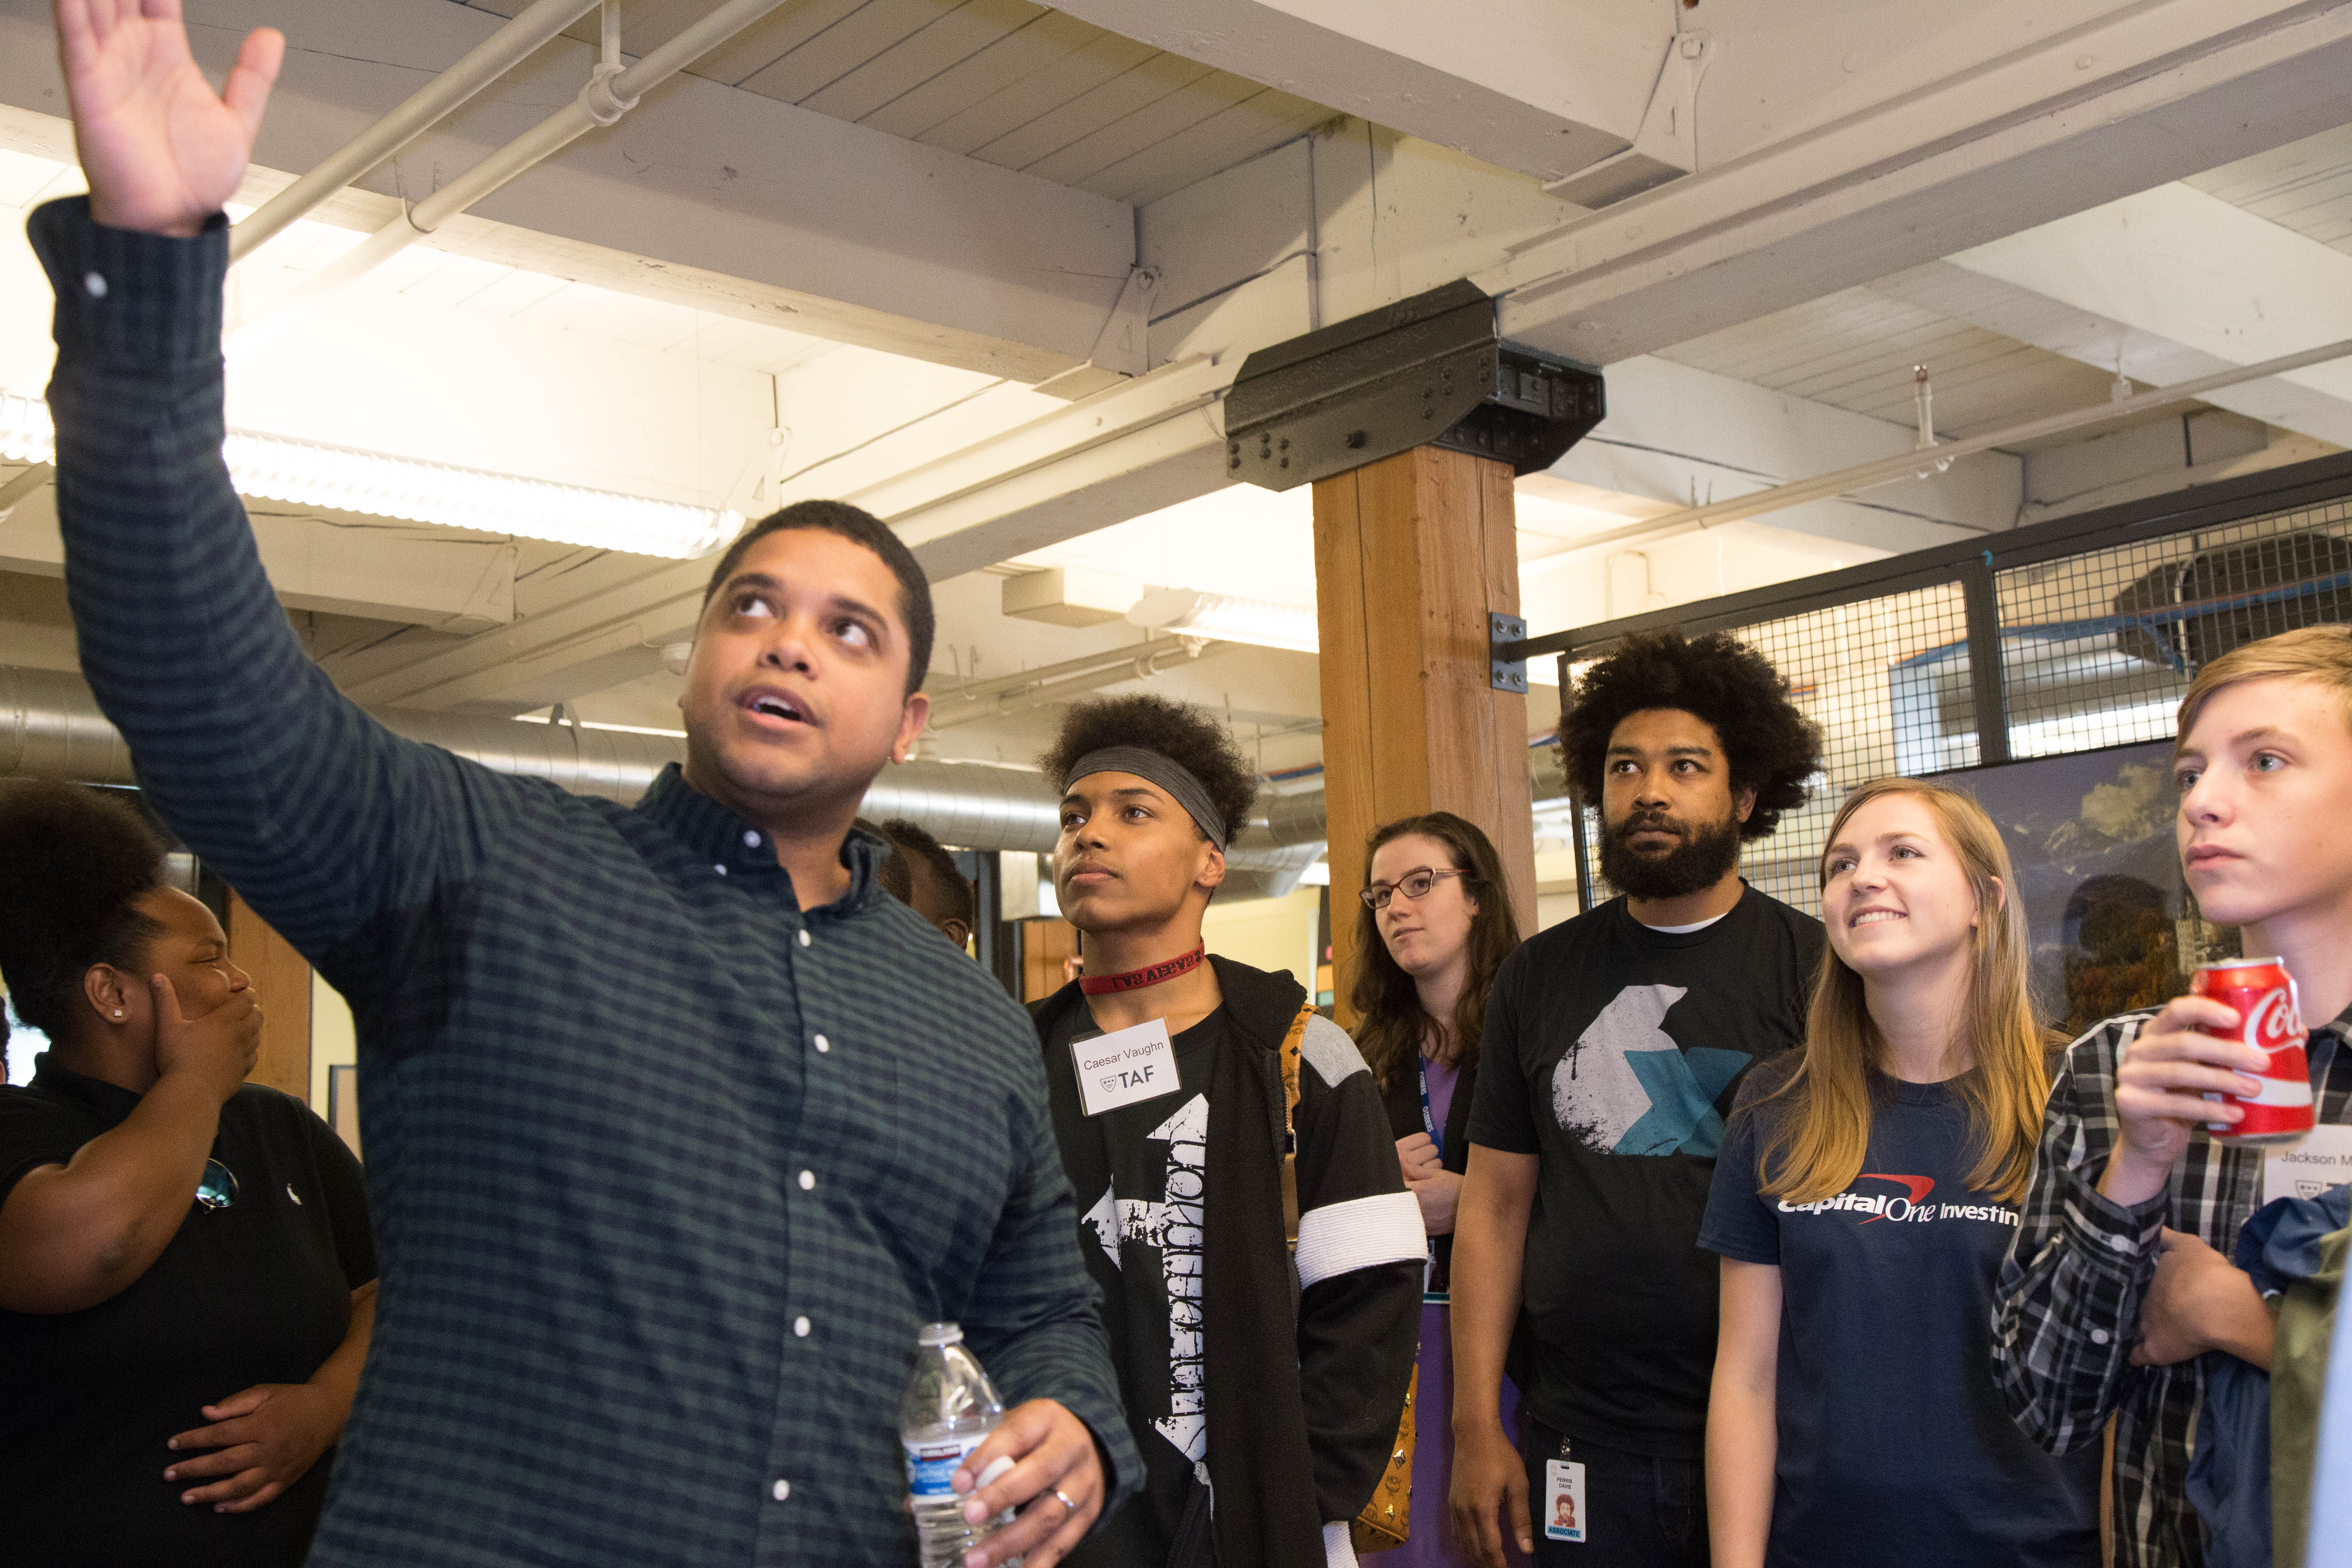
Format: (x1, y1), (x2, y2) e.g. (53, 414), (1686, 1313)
(1994, 626), (2352, 1568)
(28, 5), (1136, 1565)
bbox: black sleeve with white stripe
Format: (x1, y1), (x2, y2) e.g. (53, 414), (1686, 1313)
(1291, 1017), (1427, 1535)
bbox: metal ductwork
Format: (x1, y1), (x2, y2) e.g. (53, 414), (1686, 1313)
(0, 667), (1334, 898)
(0, 666), (684, 802)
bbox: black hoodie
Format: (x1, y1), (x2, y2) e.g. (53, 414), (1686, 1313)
(1035, 956), (1424, 1568)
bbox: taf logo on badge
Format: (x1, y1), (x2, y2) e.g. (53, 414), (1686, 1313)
(1544, 1458), (1586, 1543)
(1072, 1019), (1181, 1117)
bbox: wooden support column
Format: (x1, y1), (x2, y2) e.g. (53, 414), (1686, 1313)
(1314, 445), (1539, 1027)
(227, 891), (313, 1102)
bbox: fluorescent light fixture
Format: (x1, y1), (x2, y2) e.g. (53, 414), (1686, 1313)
(1127, 587), (1320, 653)
(0, 391), (738, 558)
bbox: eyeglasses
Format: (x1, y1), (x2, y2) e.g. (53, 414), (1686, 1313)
(195, 1158), (238, 1211)
(1360, 867), (1472, 911)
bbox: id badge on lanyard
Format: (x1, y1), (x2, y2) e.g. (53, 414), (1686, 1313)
(1420, 1059), (1446, 1304)
(1544, 1439), (1587, 1544)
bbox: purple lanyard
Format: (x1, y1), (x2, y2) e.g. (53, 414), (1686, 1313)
(1419, 1057), (1442, 1157)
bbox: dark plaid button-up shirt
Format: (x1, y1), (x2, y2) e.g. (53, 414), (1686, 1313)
(1994, 1003), (2352, 1568)
(31, 197), (1136, 1568)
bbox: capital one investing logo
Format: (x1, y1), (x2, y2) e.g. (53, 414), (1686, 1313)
(1777, 1172), (2020, 1228)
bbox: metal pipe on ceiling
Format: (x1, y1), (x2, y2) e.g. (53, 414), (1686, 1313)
(926, 637), (1229, 732)
(227, 0), (609, 262)
(1540, 335), (2352, 561)
(239, 0), (797, 335)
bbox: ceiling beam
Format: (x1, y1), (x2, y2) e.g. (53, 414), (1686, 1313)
(1881, 183), (2352, 448)
(1485, 0), (2352, 367)
(1047, 0), (1665, 182)
(0, 0), (1134, 380)
(1, 489), (518, 633)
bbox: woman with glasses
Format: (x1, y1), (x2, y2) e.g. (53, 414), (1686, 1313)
(1699, 780), (2098, 1567)
(1353, 812), (1528, 1566)
(0, 782), (376, 1568)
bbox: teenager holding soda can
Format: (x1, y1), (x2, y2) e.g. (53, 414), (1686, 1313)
(1994, 627), (2352, 1568)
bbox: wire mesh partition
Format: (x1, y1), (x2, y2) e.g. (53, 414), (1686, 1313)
(1997, 497), (2352, 758)
(1548, 454), (2352, 920)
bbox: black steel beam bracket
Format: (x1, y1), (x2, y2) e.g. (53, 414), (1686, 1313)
(1224, 280), (1605, 491)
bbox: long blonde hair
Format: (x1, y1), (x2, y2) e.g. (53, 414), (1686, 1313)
(1755, 778), (2055, 1206)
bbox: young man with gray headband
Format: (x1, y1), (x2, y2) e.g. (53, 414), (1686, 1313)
(1032, 695), (1425, 1568)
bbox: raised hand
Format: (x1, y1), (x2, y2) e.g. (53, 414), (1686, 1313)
(151, 974), (261, 1104)
(53, 0), (283, 237)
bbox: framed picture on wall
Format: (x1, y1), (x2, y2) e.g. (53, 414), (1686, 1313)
(327, 1063), (361, 1160)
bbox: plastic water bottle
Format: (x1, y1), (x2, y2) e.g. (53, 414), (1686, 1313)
(902, 1322), (1019, 1568)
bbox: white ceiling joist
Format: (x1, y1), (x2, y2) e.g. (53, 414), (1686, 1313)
(1885, 182), (2352, 448)
(1047, 0), (1664, 183)
(0, 489), (518, 634)
(0, 0), (1134, 380)
(1486, 0), (2352, 368)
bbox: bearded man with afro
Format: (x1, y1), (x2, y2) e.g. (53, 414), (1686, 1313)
(1450, 628), (1827, 1568)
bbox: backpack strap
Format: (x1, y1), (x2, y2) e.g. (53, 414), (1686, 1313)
(1278, 1001), (1312, 1249)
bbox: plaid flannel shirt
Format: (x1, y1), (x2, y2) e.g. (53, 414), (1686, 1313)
(1992, 1002), (2352, 1568)
(30, 196), (1138, 1567)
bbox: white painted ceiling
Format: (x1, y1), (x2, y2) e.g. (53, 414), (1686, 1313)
(6, 0), (2352, 815)
(456, 0), (1336, 203)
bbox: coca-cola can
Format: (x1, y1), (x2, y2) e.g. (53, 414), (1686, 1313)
(2194, 957), (2315, 1146)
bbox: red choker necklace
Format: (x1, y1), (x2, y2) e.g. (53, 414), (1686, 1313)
(1080, 943), (1205, 995)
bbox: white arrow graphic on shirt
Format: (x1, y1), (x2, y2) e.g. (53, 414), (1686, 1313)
(1553, 983), (1687, 1153)
(1078, 1092), (1209, 1466)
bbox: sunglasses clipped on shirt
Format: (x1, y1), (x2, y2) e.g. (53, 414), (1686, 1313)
(195, 1158), (238, 1211)
(1360, 866), (1473, 911)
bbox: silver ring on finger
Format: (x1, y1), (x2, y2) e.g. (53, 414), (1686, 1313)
(1051, 1489), (1078, 1514)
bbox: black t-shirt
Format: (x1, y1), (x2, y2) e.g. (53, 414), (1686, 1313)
(1044, 1007), (1226, 1564)
(1467, 887), (1821, 1458)
(1699, 1067), (2099, 1567)
(0, 1056), (377, 1568)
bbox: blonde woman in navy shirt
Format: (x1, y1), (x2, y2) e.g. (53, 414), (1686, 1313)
(1700, 780), (2098, 1567)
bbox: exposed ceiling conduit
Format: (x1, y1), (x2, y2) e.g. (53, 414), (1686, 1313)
(924, 636), (1229, 732)
(1553, 335), (2352, 558)
(227, 0), (609, 260)
(242, 0), (801, 339)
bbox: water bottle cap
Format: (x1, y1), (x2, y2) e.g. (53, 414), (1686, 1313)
(917, 1322), (963, 1347)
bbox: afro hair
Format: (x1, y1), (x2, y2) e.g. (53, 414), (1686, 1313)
(0, 782), (169, 1038)
(1559, 628), (1822, 841)
(1038, 693), (1259, 848)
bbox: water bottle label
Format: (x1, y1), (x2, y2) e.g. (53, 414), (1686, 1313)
(905, 1433), (985, 1499)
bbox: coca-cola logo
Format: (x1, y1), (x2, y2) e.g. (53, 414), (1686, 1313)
(2246, 988), (2304, 1053)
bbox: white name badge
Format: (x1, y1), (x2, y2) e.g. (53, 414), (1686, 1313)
(1072, 1019), (1181, 1118)
(2264, 1123), (2352, 1206)
(1543, 1458), (1587, 1544)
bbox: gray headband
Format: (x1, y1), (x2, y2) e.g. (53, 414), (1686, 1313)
(1064, 746), (1228, 850)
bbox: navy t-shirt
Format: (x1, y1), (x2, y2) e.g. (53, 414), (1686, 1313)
(1699, 1064), (2099, 1567)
